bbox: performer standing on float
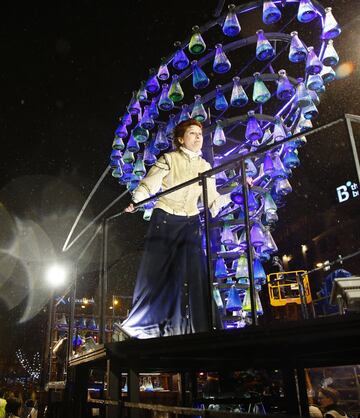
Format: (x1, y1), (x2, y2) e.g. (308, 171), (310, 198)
(122, 119), (232, 338)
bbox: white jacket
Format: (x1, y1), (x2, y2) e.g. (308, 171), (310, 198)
(132, 148), (230, 217)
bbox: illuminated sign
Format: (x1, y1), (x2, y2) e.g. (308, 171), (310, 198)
(56, 297), (95, 305)
(336, 180), (359, 203)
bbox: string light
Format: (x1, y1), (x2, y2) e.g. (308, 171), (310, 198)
(16, 349), (41, 381)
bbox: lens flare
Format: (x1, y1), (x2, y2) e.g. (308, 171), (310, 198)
(336, 61), (355, 79)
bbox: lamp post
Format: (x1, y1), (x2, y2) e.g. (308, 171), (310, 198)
(41, 263), (69, 387)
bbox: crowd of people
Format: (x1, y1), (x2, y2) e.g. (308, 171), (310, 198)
(0, 389), (37, 418)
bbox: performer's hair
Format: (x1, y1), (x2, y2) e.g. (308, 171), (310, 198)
(173, 119), (203, 149)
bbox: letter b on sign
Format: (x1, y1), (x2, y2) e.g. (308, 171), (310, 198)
(337, 185), (349, 203)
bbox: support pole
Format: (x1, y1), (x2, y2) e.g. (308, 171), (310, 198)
(201, 174), (216, 332)
(296, 272), (309, 320)
(106, 358), (121, 418)
(99, 219), (109, 344)
(41, 294), (55, 388)
(240, 159), (258, 326)
(296, 367), (310, 417)
(282, 367), (302, 416)
(67, 266), (77, 368)
(128, 368), (140, 418)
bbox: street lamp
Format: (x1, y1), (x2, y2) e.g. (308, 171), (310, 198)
(45, 264), (68, 288)
(42, 262), (69, 386)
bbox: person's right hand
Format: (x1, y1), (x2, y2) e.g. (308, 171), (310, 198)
(124, 203), (136, 213)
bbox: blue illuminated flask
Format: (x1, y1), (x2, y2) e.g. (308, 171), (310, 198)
(252, 72), (271, 104)
(297, 112), (313, 131)
(122, 110), (132, 126)
(114, 123), (128, 139)
(302, 101), (318, 119)
(128, 174), (141, 191)
(226, 285), (242, 311)
(112, 137), (125, 151)
(122, 149), (135, 164)
(263, 0), (281, 25)
(245, 158), (257, 177)
(242, 288), (263, 315)
(172, 41), (189, 70)
(306, 47), (323, 75)
(143, 144), (156, 166)
(230, 76), (248, 107)
(110, 149), (121, 163)
(158, 83), (174, 111)
(306, 74), (324, 91)
(272, 117), (286, 142)
(263, 153), (274, 176)
(213, 43), (231, 73)
(256, 29), (274, 61)
(128, 91), (141, 115)
(320, 65), (336, 84)
(157, 57), (169, 81)
(191, 60), (210, 89)
(245, 110), (263, 142)
(253, 258), (267, 285)
(109, 158), (121, 170)
(145, 68), (160, 94)
(133, 123), (149, 143)
(275, 178), (292, 195)
(263, 192), (277, 214)
(215, 257), (228, 279)
(276, 69), (295, 101)
(179, 104), (191, 123)
(149, 134), (160, 156)
(283, 148), (300, 169)
(165, 114), (177, 139)
(288, 31), (307, 63)
(213, 285), (224, 309)
(236, 254), (249, 284)
(143, 206), (154, 221)
(263, 226), (278, 254)
(297, 0), (318, 23)
(126, 134), (140, 153)
(122, 162), (134, 174)
(136, 81), (147, 102)
(191, 95), (207, 122)
(308, 89), (324, 106)
(295, 79), (312, 108)
(215, 84), (228, 111)
(154, 125), (169, 150)
(189, 25), (206, 54)
(140, 105), (155, 130)
(250, 222), (265, 247)
(134, 154), (146, 177)
(322, 7), (341, 40)
(168, 74), (184, 103)
(223, 3), (241, 37)
(271, 153), (287, 179)
(149, 98), (159, 120)
(213, 120), (226, 146)
(230, 185), (243, 205)
(112, 165), (123, 178)
(322, 40), (339, 66)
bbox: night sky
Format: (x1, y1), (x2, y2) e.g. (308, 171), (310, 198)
(1, 0), (360, 378)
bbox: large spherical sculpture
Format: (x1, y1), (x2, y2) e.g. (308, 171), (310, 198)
(109, 0), (341, 328)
